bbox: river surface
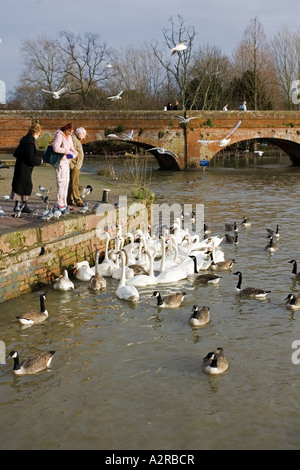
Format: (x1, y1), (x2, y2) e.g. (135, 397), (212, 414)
(1, 153), (300, 450)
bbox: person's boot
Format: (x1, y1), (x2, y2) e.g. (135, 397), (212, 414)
(21, 203), (33, 214)
(13, 201), (20, 212)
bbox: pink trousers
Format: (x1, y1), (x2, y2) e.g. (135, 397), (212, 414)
(55, 160), (70, 209)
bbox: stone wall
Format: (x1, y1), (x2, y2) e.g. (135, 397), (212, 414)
(0, 206), (149, 303)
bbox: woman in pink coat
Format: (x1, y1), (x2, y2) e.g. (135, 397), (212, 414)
(52, 122), (78, 212)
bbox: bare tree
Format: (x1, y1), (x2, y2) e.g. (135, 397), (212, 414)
(232, 16), (275, 110)
(59, 31), (111, 107)
(271, 26), (300, 109)
(151, 15), (196, 111)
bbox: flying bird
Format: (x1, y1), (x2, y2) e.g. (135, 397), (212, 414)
(107, 90), (123, 101)
(41, 86), (69, 100)
(122, 129), (134, 140)
(171, 41), (188, 55)
(175, 115), (196, 124)
(198, 120), (242, 147)
(146, 147), (178, 159)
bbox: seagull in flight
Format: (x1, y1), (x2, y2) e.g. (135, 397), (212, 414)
(122, 129), (134, 140)
(198, 120), (242, 147)
(174, 115), (196, 124)
(41, 86), (69, 100)
(171, 41), (188, 55)
(146, 147), (178, 159)
(107, 134), (121, 139)
(107, 90), (123, 101)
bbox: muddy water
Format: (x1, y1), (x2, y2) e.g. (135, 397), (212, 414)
(0, 154), (300, 450)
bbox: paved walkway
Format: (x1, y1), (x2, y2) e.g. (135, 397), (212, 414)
(0, 157), (135, 234)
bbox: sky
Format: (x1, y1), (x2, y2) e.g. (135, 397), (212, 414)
(0, 0), (299, 98)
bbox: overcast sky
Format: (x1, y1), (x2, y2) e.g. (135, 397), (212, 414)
(0, 0), (299, 96)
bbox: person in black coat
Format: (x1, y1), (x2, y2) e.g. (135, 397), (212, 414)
(11, 122), (42, 213)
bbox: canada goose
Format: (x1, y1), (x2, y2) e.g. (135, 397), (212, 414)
(224, 233), (238, 244)
(225, 222), (238, 233)
(116, 250), (139, 301)
(241, 217), (251, 228)
(285, 294), (300, 310)
(188, 255), (219, 282)
(6, 350), (55, 375)
(233, 271), (271, 298)
(189, 305), (210, 326)
(208, 252), (235, 271)
(16, 293), (48, 326)
(88, 249), (106, 290)
(202, 347), (228, 375)
(265, 236), (278, 253)
(266, 224), (279, 238)
(53, 269), (74, 291)
(151, 290), (186, 308)
(288, 260), (300, 281)
(204, 223), (211, 235)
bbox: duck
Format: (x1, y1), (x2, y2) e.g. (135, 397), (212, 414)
(15, 293), (48, 326)
(53, 269), (74, 291)
(73, 260), (95, 281)
(288, 259), (300, 281)
(266, 224), (280, 239)
(151, 290), (186, 308)
(224, 233), (238, 244)
(233, 271), (271, 298)
(116, 251), (139, 302)
(265, 236), (278, 253)
(241, 217), (251, 228)
(208, 252), (235, 271)
(88, 249), (106, 290)
(6, 350), (56, 375)
(189, 305), (210, 326)
(202, 347), (228, 375)
(285, 294), (300, 310)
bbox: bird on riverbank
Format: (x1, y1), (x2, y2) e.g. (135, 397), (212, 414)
(42, 86), (68, 99)
(0, 161), (9, 169)
(13, 202), (25, 218)
(7, 350), (55, 375)
(107, 90), (123, 101)
(0, 206), (6, 217)
(233, 271), (271, 299)
(16, 293), (48, 326)
(79, 184), (93, 199)
(198, 121), (241, 147)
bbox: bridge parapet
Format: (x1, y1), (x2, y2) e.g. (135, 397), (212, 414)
(0, 110), (300, 169)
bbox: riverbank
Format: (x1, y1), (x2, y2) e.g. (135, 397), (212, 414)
(0, 159), (150, 303)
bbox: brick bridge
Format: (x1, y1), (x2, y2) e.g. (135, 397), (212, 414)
(1, 110), (300, 170)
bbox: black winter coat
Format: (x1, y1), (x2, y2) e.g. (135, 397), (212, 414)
(11, 133), (42, 196)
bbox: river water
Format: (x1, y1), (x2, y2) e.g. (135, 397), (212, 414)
(1, 153), (300, 450)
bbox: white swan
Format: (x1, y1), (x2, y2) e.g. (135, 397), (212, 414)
(126, 249), (157, 287)
(53, 269), (74, 291)
(73, 260), (95, 281)
(116, 251), (139, 302)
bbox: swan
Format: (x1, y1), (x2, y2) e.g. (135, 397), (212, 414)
(73, 260), (95, 281)
(116, 251), (139, 302)
(126, 249), (157, 286)
(53, 269), (74, 291)
(155, 255), (195, 284)
(88, 249), (106, 290)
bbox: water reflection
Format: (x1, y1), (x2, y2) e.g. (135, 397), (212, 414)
(1, 154), (300, 450)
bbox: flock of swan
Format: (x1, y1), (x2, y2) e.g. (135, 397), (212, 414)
(7, 216), (300, 376)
